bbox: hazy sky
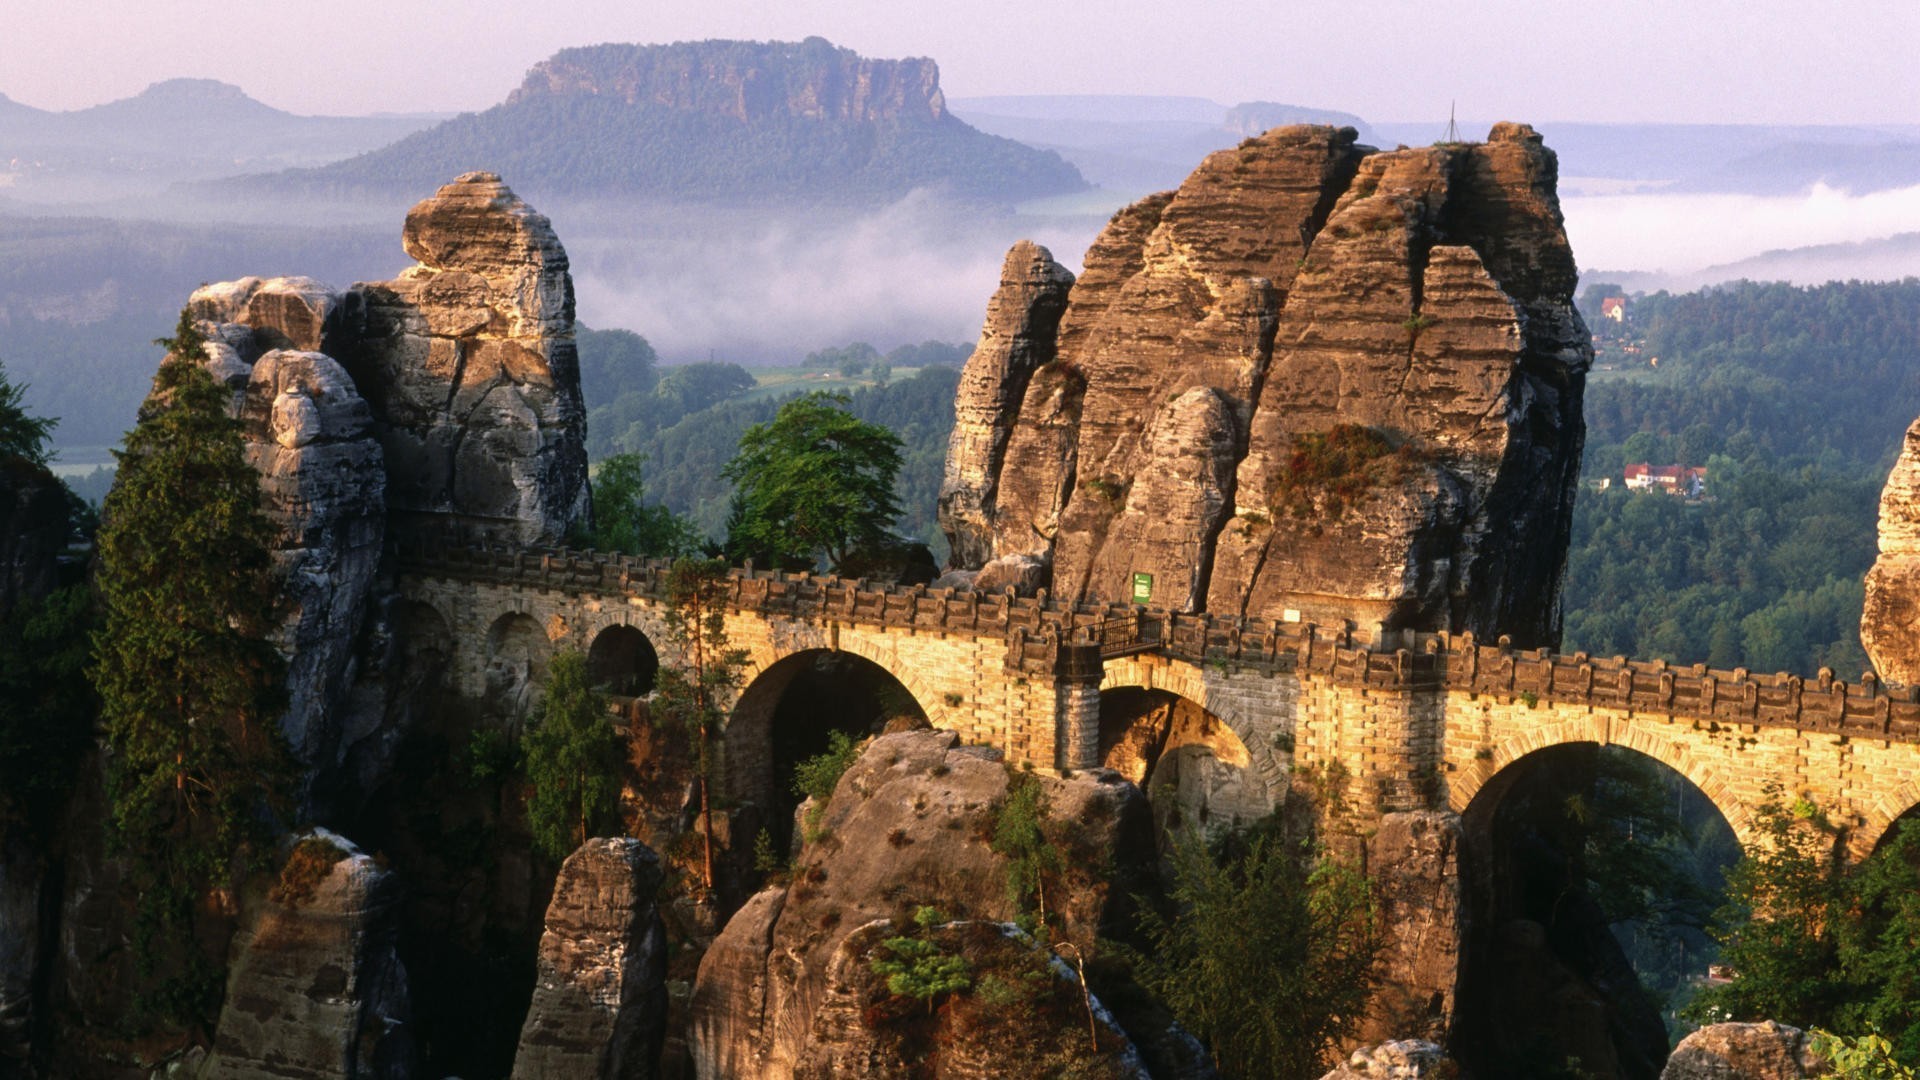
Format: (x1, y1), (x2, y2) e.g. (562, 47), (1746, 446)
(5, 0), (1916, 125)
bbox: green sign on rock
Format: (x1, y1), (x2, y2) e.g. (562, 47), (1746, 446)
(1132, 572), (1153, 605)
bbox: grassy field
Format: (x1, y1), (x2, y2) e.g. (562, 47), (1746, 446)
(741, 366), (931, 401)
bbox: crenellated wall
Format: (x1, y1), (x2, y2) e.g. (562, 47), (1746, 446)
(392, 531), (1920, 860)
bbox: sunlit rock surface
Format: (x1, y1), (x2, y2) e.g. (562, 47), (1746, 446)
(512, 838), (668, 1080)
(1863, 416), (1920, 686)
(941, 123), (1589, 646)
(1661, 1021), (1826, 1080)
(205, 832), (414, 1079)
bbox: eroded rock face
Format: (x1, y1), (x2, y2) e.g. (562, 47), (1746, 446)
(172, 174), (590, 815)
(511, 838), (668, 1080)
(345, 171), (589, 545)
(939, 241), (1074, 569)
(1863, 416), (1920, 686)
(205, 832), (414, 1079)
(1661, 1021), (1826, 1080)
(941, 123), (1588, 646)
(687, 730), (1152, 1079)
(181, 286), (391, 811)
(0, 835), (43, 1063)
(1358, 812), (1462, 1046)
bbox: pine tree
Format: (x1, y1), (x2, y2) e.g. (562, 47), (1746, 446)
(522, 649), (624, 861)
(652, 557), (750, 892)
(91, 308), (290, 1025)
(0, 358), (56, 466)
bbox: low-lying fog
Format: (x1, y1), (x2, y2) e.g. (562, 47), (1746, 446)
(8, 171), (1920, 456)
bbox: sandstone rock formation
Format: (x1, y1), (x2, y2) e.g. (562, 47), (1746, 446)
(1863, 415), (1920, 686)
(187, 283), (392, 814)
(784, 917), (1150, 1079)
(688, 729), (1152, 1078)
(0, 835), (42, 1064)
(1660, 1021), (1827, 1080)
(204, 831), (414, 1079)
(172, 173), (590, 816)
(941, 123), (1589, 646)
(512, 838), (668, 1080)
(1358, 812), (1462, 1046)
(511, 38), (952, 124)
(1317, 1040), (1456, 1079)
(347, 172), (589, 545)
(938, 241), (1074, 570)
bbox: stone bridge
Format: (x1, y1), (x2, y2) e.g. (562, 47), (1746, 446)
(394, 533), (1920, 858)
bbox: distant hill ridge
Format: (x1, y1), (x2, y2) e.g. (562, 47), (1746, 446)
(248, 37), (1086, 206)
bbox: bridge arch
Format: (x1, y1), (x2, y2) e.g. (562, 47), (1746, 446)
(1453, 739), (1744, 1080)
(1859, 779), (1920, 858)
(484, 611), (550, 719)
(1448, 715), (1756, 851)
(722, 642), (935, 845)
(1098, 655), (1285, 831)
(586, 623), (659, 696)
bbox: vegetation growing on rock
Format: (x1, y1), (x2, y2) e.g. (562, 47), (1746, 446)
(92, 308), (292, 1024)
(1266, 424), (1424, 522)
(1131, 819), (1381, 1078)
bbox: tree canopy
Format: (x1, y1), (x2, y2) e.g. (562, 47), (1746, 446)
(722, 391), (904, 570)
(91, 308), (290, 1023)
(0, 359), (56, 465)
(584, 452), (700, 558)
(1131, 820), (1380, 1079)
(1686, 793), (1920, 1066)
(521, 649), (624, 861)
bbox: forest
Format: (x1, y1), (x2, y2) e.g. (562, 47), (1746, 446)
(1564, 278), (1920, 675)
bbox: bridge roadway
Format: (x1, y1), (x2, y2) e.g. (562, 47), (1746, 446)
(393, 534), (1920, 857)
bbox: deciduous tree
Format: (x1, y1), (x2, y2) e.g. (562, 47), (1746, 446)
(585, 452), (700, 557)
(721, 391), (903, 571)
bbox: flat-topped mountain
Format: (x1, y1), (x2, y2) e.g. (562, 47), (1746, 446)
(255, 38), (1087, 205)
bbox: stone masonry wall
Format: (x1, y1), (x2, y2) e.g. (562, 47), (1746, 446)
(390, 535), (1920, 860)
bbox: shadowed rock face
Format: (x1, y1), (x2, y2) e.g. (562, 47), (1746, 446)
(512, 838), (668, 1080)
(0, 457), (65, 621)
(204, 833), (414, 1079)
(1864, 416), (1920, 686)
(174, 175), (591, 816)
(941, 123), (1589, 646)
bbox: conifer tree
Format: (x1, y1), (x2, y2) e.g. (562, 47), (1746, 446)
(653, 557), (750, 891)
(91, 308), (290, 1024)
(522, 649), (624, 860)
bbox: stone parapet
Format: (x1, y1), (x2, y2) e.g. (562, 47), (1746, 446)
(393, 530), (1920, 746)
